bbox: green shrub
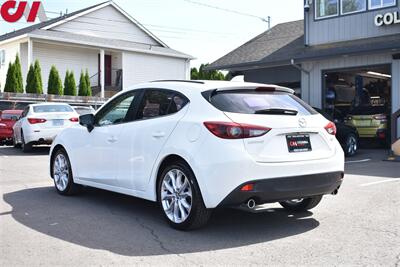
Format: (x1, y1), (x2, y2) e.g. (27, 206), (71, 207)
(64, 70), (77, 96)
(30, 60), (43, 94)
(14, 54), (24, 93)
(4, 62), (16, 92)
(26, 64), (35, 93)
(47, 65), (63, 95)
(78, 71), (87, 96)
(85, 69), (92, 96)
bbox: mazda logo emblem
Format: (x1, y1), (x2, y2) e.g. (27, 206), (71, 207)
(298, 118), (307, 128)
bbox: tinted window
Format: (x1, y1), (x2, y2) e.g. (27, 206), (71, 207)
(350, 105), (387, 115)
(96, 92), (137, 126)
(33, 105), (73, 113)
(316, 0), (338, 18)
(341, 0), (366, 14)
(137, 89), (188, 120)
(1, 113), (20, 120)
(208, 91), (317, 116)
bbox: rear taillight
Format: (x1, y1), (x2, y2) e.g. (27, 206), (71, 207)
(372, 114), (387, 121)
(324, 121), (337, 135)
(203, 121), (271, 139)
(69, 117), (79, 122)
(28, 118), (47, 124)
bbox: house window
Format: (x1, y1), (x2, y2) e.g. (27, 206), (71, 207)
(316, 0), (339, 19)
(341, 0), (367, 14)
(369, 0), (396, 9)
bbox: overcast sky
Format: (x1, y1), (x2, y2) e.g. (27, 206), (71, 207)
(0, 0), (304, 68)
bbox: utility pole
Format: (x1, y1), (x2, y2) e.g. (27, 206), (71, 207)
(262, 16), (271, 29)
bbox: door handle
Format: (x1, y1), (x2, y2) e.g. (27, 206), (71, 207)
(107, 136), (118, 143)
(152, 131), (166, 138)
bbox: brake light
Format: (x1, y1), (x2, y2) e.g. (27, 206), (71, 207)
(28, 118), (46, 124)
(240, 183), (254, 191)
(324, 121), (337, 135)
(69, 117), (79, 122)
(204, 121), (271, 139)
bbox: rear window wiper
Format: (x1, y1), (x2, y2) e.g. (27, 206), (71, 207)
(254, 108), (298, 115)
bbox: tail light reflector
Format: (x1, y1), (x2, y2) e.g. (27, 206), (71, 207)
(324, 121), (337, 135)
(69, 117), (79, 122)
(240, 183), (254, 191)
(28, 118), (46, 124)
(372, 114), (387, 121)
(204, 121), (271, 139)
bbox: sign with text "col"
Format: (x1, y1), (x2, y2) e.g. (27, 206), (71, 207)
(1, 0), (47, 23)
(375, 11), (400, 27)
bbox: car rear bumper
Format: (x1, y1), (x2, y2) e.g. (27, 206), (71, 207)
(24, 128), (65, 144)
(218, 171), (344, 207)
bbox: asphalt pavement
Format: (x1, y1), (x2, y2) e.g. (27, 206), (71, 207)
(0, 146), (399, 266)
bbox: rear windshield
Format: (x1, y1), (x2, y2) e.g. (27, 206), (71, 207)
(350, 105), (387, 115)
(205, 90), (317, 116)
(33, 105), (73, 113)
(1, 113), (20, 120)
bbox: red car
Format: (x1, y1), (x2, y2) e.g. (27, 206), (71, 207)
(0, 110), (23, 146)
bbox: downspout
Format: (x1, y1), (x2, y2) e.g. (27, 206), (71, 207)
(291, 59), (311, 104)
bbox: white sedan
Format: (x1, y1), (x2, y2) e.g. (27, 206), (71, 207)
(49, 81), (344, 230)
(13, 103), (79, 152)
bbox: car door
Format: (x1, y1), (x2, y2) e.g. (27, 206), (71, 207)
(14, 106), (29, 143)
(116, 89), (189, 191)
(76, 90), (141, 186)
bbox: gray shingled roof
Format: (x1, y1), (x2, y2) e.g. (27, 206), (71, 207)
(206, 20), (304, 71)
(0, 1), (109, 42)
(207, 19), (400, 71)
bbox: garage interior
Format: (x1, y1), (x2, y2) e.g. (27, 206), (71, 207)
(323, 65), (392, 147)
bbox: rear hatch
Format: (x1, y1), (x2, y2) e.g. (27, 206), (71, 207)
(206, 88), (336, 163)
(346, 105), (387, 128)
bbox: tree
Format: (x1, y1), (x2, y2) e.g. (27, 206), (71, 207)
(64, 70), (77, 96)
(31, 60), (43, 94)
(26, 64), (35, 93)
(4, 62), (16, 93)
(14, 54), (24, 93)
(78, 71), (88, 96)
(191, 63), (226, 81)
(47, 65), (63, 95)
(85, 69), (92, 96)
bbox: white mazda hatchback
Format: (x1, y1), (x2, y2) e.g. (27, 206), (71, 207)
(49, 81), (344, 230)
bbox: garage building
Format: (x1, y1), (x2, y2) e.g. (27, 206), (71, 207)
(207, 0), (400, 147)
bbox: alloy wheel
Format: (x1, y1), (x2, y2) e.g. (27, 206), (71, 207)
(347, 136), (357, 155)
(161, 169), (193, 224)
(53, 153), (70, 192)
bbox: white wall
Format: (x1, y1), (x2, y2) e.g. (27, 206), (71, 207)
(52, 5), (160, 46)
(0, 41), (20, 91)
(122, 52), (187, 88)
(33, 41), (99, 93)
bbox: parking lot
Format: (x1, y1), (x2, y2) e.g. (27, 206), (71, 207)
(0, 146), (399, 266)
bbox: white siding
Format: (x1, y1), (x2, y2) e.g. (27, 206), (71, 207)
(122, 52), (187, 88)
(52, 5), (159, 46)
(33, 42), (99, 93)
(0, 41), (21, 91)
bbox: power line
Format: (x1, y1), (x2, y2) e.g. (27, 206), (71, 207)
(183, 0), (271, 28)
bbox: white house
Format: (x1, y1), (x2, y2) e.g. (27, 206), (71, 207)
(0, 1), (192, 98)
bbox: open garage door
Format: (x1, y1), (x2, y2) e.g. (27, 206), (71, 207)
(323, 65), (391, 148)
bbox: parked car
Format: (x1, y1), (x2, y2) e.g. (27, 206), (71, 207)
(0, 110), (23, 146)
(344, 105), (389, 145)
(49, 81), (344, 230)
(72, 106), (95, 115)
(13, 103), (79, 152)
(314, 108), (359, 157)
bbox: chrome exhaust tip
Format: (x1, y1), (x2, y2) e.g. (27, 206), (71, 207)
(247, 199), (256, 209)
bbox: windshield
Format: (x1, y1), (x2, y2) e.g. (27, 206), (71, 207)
(206, 90), (317, 116)
(33, 105), (74, 113)
(1, 113), (20, 120)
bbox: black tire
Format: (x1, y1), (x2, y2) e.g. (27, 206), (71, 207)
(21, 132), (32, 153)
(52, 148), (81, 195)
(157, 160), (212, 230)
(279, 195), (323, 212)
(344, 133), (358, 157)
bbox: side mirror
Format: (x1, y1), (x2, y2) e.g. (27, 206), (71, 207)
(79, 114), (95, 132)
